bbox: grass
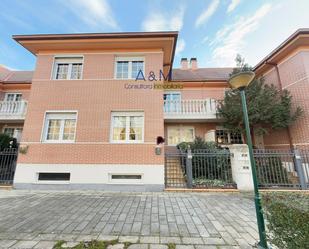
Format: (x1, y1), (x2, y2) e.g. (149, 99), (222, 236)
(53, 239), (132, 249)
(167, 243), (176, 249)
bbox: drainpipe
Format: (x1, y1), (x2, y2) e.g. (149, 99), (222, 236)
(265, 61), (294, 150)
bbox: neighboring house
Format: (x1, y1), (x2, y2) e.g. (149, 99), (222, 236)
(0, 65), (32, 142)
(0, 29), (307, 190)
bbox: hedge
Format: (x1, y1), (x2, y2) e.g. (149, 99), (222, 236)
(262, 192), (309, 249)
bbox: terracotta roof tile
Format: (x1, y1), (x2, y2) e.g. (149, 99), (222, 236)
(172, 68), (233, 81)
(5, 71), (33, 83)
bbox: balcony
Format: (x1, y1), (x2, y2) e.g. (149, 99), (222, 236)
(164, 99), (218, 121)
(0, 101), (28, 121)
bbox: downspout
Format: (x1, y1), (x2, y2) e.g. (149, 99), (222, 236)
(265, 61), (294, 150)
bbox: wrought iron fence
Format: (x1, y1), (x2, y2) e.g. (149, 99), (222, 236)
(253, 149), (309, 189)
(191, 149), (235, 188)
(298, 149), (309, 188)
(0, 148), (18, 185)
(164, 149), (235, 189)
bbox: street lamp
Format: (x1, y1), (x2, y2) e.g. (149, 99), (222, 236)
(228, 71), (268, 249)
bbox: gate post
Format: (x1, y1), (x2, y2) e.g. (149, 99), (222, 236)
(186, 147), (193, 188)
(294, 149), (307, 190)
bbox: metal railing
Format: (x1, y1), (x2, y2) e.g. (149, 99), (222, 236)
(0, 148), (18, 185)
(165, 148), (235, 189)
(0, 100), (27, 119)
(163, 99), (218, 118)
(254, 149), (309, 189)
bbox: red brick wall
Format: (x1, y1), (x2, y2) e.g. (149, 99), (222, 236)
(19, 52), (165, 165)
(262, 51), (309, 149)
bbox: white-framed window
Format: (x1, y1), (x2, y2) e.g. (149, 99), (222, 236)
(52, 57), (83, 80)
(4, 93), (22, 101)
(111, 111), (144, 143)
(3, 127), (23, 142)
(163, 92), (181, 112)
(42, 112), (77, 143)
(115, 57), (145, 79)
(167, 126), (195, 145)
(215, 129), (243, 144)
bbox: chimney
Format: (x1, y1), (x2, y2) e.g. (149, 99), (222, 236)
(181, 58), (188, 70)
(190, 58), (198, 70)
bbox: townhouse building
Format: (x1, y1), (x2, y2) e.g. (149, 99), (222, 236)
(0, 29), (307, 190)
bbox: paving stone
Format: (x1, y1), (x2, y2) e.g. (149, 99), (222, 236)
(55, 234), (78, 241)
(118, 236), (139, 243)
(76, 234), (99, 241)
(149, 244), (168, 249)
(127, 244), (148, 249)
(160, 236), (182, 244)
(0, 240), (17, 248)
(176, 246), (194, 249)
(203, 237), (226, 245)
(97, 235), (119, 241)
(0, 191), (258, 249)
(61, 241), (80, 248)
(139, 236), (160, 243)
(35, 234), (57, 241)
(34, 241), (56, 249)
(10, 240), (39, 249)
(182, 237), (204, 245)
(194, 246), (217, 249)
(107, 244), (125, 249)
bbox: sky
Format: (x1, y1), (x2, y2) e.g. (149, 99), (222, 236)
(0, 0), (309, 70)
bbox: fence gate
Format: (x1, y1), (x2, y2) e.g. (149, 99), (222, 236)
(0, 148), (18, 185)
(165, 149), (235, 189)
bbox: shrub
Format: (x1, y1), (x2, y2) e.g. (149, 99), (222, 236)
(262, 192), (309, 249)
(177, 137), (233, 186)
(0, 133), (17, 151)
(177, 137), (219, 152)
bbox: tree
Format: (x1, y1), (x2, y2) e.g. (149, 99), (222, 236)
(217, 55), (302, 138)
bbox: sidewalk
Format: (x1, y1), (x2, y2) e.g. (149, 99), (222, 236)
(0, 191), (258, 248)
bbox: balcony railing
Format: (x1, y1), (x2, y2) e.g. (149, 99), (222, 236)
(0, 100), (28, 120)
(164, 99), (218, 120)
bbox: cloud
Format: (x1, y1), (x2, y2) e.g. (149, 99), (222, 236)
(63, 0), (119, 30)
(141, 5), (185, 31)
(210, 3), (272, 66)
(227, 0), (241, 13)
(176, 39), (185, 55)
(195, 0), (220, 28)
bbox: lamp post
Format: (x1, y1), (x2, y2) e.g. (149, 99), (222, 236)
(228, 71), (268, 249)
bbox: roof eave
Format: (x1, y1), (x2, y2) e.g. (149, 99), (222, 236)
(254, 28), (309, 74)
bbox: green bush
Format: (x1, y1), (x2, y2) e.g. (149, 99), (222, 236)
(0, 133), (17, 151)
(177, 137), (233, 186)
(177, 137), (218, 152)
(262, 192), (309, 249)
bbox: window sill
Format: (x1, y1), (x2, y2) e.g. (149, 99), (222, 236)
(51, 79), (83, 81)
(110, 141), (144, 144)
(41, 141), (76, 144)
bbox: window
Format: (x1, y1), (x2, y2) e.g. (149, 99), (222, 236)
(216, 130), (243, 144)
(38, 173), (70, 181)
(167, 126), (195, 145)
(43, 112), (77, 142)
(3, 127), (23, 142)
(53, 57), (83, 80)
(115, 57), (144, 79)
(111, 175), (142, 180)
(163, 92), (181, 112)
(4, 93), (22, 101)
(111, 112), (144, 143)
